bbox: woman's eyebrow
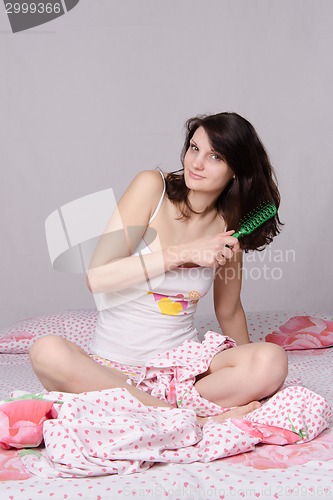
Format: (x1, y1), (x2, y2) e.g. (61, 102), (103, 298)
(190, 139), (218, 155)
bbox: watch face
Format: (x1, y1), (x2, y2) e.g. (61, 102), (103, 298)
(4, 0), (80, 33)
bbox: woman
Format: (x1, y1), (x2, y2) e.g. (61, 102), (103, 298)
(30, 112), (288, 424)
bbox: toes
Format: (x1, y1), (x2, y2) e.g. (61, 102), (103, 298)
(250, 401), (261, 410)
(244, 401), (261, 415)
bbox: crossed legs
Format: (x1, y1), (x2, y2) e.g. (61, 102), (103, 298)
(195, 341), (288, 407)
(29, 336), (171, 408)
(29, 336), (288, 423)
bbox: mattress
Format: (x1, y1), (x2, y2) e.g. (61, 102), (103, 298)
(0, 309), (332, 500)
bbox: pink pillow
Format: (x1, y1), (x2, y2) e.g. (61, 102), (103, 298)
(0, 309), (98, 354)
(265, 316), (333, 350)
(0, 398), (57, 449)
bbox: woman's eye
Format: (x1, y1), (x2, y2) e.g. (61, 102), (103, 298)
(211, 154), (221, 161)
(190, 143), (198, 151)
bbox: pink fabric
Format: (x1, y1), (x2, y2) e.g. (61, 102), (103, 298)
(0, 448), (32, 481)
(233, 419), (300, 445)
(93, 331), (236, 417)
(90, 355), (143, 379)
(19, 385), (331, 478)
(240, 385), (332, 443)
(0, 398), (57, 449)
(265, 316), (333, 350)
(224, 426), (333, 470)
(2, 310), (331, 354)
(0, 309), (98, 354)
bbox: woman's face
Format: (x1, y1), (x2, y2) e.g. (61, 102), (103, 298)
(183, 126), (234, 195)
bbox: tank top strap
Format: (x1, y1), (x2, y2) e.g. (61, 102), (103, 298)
(148, 169), (166, 223)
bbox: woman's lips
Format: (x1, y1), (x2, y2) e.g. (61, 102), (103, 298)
(188, 170), (204, 180)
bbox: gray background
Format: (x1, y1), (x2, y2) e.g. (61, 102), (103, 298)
(1, 0), (332, 328)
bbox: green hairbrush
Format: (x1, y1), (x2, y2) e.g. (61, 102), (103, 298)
(232, 202), (277, 239)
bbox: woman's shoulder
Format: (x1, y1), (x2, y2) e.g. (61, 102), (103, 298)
(122, 170), (165, 218)
(132, 168), (165, 199)
(113, 170), (166, 229)
(131, 169), (165, 188)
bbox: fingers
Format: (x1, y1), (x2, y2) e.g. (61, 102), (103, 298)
(221, 245), (234, 260)
(186, 231), (240, 268)
(213, 231), (240, 267)
(214, 246), (233, 267)
(218, 232), (240, 252)
(215, 253), (226, 266)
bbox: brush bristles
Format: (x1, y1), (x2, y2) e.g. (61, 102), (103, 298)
(237, 203), (277, 237)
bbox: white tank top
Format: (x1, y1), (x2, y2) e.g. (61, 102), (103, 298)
(90, 171), (215, 365)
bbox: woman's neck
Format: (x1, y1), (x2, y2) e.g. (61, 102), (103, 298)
(186, 190), (220, 218)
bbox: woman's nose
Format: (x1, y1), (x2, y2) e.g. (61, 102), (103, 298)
(193, 155), (204, 170)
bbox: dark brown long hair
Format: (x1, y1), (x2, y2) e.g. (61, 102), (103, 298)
(165, 112), (282, 251)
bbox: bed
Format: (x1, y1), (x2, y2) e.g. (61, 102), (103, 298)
(0, 309), (332, 500)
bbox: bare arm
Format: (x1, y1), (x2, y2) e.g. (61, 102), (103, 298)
(213, 249), (250, 345)
(87, 170), (240, 294)
(86, 170), (168, 293)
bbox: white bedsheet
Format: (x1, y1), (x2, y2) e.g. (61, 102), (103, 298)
(0, 310), (333, 500)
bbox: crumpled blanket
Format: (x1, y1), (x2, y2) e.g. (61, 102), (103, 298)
(18, 385), (331, 478)
(93, 331), (237, 417)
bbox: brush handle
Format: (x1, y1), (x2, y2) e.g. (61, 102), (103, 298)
(225, 202), (277, 247)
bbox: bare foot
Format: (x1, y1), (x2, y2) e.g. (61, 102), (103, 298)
(198, 401), (261, 426)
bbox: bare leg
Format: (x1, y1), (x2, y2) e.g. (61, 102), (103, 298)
(195, 342), (288, 408)
(29, 336), (170, 407)
(201, 401), (262, 425)
(29, 336), (262, 424)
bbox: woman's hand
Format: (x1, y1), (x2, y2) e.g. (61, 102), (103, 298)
(168, 230), (240, 268)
